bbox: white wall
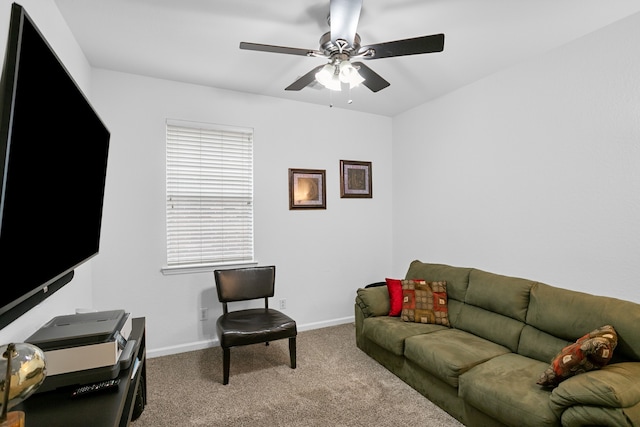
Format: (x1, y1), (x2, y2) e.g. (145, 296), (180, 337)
(5, 0), (639, 357)
(89, 70), (393, 356)
(392, 12), (640, 303)
(0, 0), (94, 344)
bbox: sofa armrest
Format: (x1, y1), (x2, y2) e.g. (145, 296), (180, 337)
(559, 405), (637, 427)
(355, 286), (389, 318)
(549, 362), (640, 422)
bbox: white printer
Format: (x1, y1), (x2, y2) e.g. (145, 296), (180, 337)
(26, 309), (135, 392)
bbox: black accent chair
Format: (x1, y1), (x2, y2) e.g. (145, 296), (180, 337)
(214, 266), (297, 385)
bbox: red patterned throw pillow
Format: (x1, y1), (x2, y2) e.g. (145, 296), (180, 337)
(385, 278), (403, 317)
(401, 279), (450, 326)
(536, 325), (618, 387)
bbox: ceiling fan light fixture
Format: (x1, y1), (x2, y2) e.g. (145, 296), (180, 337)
(315, 63), (341, 91)
(338, 61), (365, 88)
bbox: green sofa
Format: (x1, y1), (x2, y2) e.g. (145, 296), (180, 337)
(355, 260), (640, 427)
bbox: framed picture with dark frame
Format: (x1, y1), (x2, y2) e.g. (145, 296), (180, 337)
(288, 168), (326, 210)
(340, 160), (372, 198)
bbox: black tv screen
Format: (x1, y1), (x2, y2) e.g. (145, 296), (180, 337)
(0, 3), (110, 328)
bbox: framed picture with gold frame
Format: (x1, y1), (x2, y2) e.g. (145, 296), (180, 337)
(288, 168), (326, 210)
(340, 160), (372, 198)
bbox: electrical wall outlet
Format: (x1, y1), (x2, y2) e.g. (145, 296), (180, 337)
(279, 299), (286, 310)
(200, 307), (208, 321)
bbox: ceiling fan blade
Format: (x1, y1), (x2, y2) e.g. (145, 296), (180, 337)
(240, 42), (321, 57)
(360, 34), (445, 59)
(330, 0), (362, 47)
(285, 65), (325, 91)
(352, 62), (390, 93)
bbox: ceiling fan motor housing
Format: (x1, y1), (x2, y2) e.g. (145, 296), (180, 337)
(319, 31), (361, 57)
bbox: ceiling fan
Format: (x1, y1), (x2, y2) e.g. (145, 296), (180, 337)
(239, 0), (445, 93)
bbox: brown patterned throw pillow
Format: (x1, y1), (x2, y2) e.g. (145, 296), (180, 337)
(536, 324), (618, 388)
(401, 279), (449, 326)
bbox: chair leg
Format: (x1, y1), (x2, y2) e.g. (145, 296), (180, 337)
(289, 337), (297, 369)
(222, 347), (230, 385)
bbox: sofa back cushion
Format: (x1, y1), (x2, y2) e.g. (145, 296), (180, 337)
(454, 269), (534, 352)
(404, 260), (471, 303)
(465, 269), (533, 322)
(517, 325), (571, 363)
(454, 305), (524, 352)
(526, 282), (640, 362)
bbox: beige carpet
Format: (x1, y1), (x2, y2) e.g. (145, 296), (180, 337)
(132, 323), (464, 426)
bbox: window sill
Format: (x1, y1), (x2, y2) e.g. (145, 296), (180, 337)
(161, 261), (258, 276)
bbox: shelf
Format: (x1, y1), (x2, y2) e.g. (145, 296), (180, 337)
(15, 317), (146, 427)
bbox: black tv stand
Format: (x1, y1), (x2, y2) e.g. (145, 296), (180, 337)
(15, 317), (147, 427)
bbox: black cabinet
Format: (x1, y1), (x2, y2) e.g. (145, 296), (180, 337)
(15, 317), (147, 427)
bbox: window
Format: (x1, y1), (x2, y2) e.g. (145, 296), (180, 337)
(164, 120), (254, 273)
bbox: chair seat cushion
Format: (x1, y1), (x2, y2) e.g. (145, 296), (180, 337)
(217, 308), (297, 348)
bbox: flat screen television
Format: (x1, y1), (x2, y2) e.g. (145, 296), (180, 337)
(0, 3), (110, 329)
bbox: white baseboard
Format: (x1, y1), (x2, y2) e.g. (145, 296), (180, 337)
(146, 315), (355, 359)
(295, 316), (354, 332)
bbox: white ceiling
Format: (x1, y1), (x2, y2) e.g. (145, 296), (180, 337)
(54, 0), (640, 117)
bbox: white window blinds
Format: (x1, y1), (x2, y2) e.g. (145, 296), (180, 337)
(166, 120), (254, 268)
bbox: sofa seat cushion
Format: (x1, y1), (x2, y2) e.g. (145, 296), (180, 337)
(362, 316), (446, 356)
(459, 353), (559, 427)
(404, 328), (511, 388)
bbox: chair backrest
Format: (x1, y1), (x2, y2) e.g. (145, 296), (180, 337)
(214, 266), (276, 304)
